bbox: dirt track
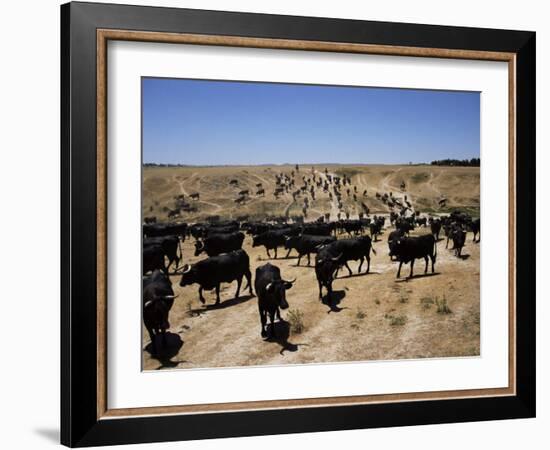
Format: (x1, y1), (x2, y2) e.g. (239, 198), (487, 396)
(142, 164), (480, 222)
(142, 163), (480, 370)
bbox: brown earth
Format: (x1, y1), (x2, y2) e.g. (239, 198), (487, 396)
(142, 165), (480, 371)
(142, 164), (480, 222)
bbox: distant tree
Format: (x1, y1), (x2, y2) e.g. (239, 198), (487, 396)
(430, 158), (480, 167)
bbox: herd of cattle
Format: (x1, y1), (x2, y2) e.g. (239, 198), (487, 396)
(142, 206), (480, 353)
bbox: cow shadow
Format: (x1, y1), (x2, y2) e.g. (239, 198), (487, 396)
(145, 332), (184, 368)
(206, 294), (255, 310)
(265, 320), (307, 355)
(395, 272), (441, 283)
(457, 254), (471, 260)
(322, 290), (347, 312)
(338, 270), (380, 279)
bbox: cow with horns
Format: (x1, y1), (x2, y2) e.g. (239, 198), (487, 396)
(178, 249), (253, 305)
(255, 263), (295, 339)
(143, 270), (177, 354)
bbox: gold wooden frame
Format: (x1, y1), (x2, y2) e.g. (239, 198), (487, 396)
(96, 29), (516, 420)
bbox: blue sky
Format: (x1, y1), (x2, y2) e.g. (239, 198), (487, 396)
(142, 78), (479, 165)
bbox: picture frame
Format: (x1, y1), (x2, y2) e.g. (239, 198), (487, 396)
(61, 1), (536, 447)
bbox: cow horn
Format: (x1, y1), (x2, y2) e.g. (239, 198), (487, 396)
(266, 282), (273, 292)
(144, 300), (153, 308)
(331, 253), (343, 261)
(283, 277), (297, 285)
(177, 264), (192, 274)
(197, 240), (204, 250)
(162, 294), (178, 300)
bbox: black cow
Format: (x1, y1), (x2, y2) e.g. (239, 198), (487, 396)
(369, 219), (384, 241)
(284, 234), (336, 266)
(255, 263), (295, 338)
(415, 217), (427, 227)
(205, 224), (239, 236)
(395, 217), (415, 236)
(387, 229), (404, 260)
(246, 222), (270, 236)
(470, 218), (481, 242)
(342, 220), (363, 236)
(430, 218), (442, 240)
(143, 222), (187, 239)
(167, 209), (180, 219)
(179, 249), (253, 305)
(143, 244), (167, 275)
(449, 227), (466, 257)
(188, 223), (209, 239)
(194, 231), (245, 257)
(392, 234), (437, 278)
(301, 222), (332, 236)
(144, 235), (181, 271)
(315, 247), (343, 301)
(143, 270), (177, 353)
(317, 236), (376, 278)
(252, 228), (300, 259)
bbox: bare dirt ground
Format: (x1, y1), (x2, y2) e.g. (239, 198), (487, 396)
(142, 165), (480, 370)
(142, 164), (480, 221)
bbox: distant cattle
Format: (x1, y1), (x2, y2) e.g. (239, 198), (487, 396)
(238, 189), (249, 197)
(255, 263), (295, 338)
(167, 209), (180, 219)
(190, 193), (200, 200)
(391, 234), (437, 278)
(256, 188), (265, 197)
(179, 249), (253, 305)
(284, 234), (336, 266)
(194, 232), (245, 257)
(143, 270), (177, 354)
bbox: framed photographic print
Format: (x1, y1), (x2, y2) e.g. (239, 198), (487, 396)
(61, 2), (536, 447)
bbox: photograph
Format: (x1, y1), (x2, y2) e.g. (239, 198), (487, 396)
(141, 78), (481, 370)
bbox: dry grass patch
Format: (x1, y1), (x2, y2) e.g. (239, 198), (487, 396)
(287, 309), (305, 334)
